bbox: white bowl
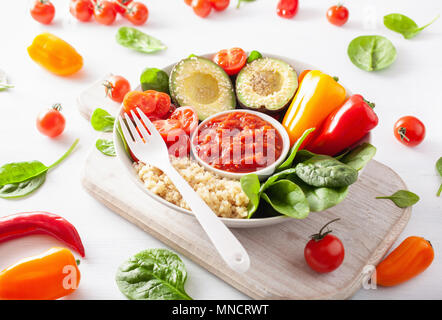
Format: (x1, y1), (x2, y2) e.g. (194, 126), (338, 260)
(190, 109), (290, 180)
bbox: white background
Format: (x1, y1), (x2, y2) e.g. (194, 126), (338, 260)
(0, 0), (441, 299)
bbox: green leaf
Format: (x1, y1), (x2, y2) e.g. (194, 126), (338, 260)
(116, 120), (133, 161)
(376, 190), (420, 208)
(259, 168), (297, 193)
(277, 128), (315, 172)
(237, 0), (256, 9)
(116, 27), (167, 54)
(435, 157), (442, 197)
(384, 13), (439, 39)
(340, 143), (377, 171)
(140, 68), (169, 93)
(247, 50), (262, 63)
(116, 249), (192, 300)
(240, 174), (261, 218)
(0, 172), (46, 199)
(96, 139), (116, 157)
(0, 161), (48, 185)
(347, 35), (397, 71)
(261, 180), (309, 219)
(91, 108), (115, 132)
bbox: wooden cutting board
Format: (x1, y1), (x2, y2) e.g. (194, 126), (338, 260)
(81, 145), (411, 300)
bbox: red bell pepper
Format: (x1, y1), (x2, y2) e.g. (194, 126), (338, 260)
(306, 94), (378, 156)
(0, 212), (85, 257)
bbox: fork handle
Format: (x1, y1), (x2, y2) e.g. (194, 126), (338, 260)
(163, 166), (250, 273)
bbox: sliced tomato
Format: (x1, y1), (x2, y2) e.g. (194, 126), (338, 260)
(144, 90), (171, 119)
(152, 119), (182, 140)
(213, 47), (247, 76)
(167, 131), (190, 157)
(169, 106), (198, 136)
(123, 91), (156, 117)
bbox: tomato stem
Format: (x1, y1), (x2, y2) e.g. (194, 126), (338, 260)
(310, 218), (340, 241)
(52, 103), (62, 111)
(102, 80), (114, 98)
(398, 127), (410, 142)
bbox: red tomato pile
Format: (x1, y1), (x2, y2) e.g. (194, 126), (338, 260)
(184, 0), (230, 18)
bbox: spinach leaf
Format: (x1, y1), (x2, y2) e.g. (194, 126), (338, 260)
(384, 14), (439, 39)
(240, 174), (261, 218)
(140, 68), (169, 93)
(0, 161), (48, 185)
(347, 35), (397, 71)
(261, 179), (309, 219)
(260, 168), (297, 193)
(437, 157), (442, 197)
(247, 50), (262, 63)
(116, 120), (134, 161)
(340, 143), (377, 171)
(91, 108), (115, 132)
(376, 190), (420, 208)
(96, 139), (116, 157)
(237, 0), (256, 9)
(0, 172), (46, 199)
(116, 249), (192, 300)
(116, 27), (167, 54)
(277, 128), (315, 172)
(295, 155), (358, 188)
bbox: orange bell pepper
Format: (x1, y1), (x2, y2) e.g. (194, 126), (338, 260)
(282, 70), (346, 146)
(0, 247), (80, 300)
(376, 236), (434, 287)
(27, 33), (83, 76)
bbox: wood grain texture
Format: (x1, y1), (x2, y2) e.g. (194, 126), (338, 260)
(81, 147), (411, 300)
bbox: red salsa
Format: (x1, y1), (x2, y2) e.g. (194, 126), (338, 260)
(193, 111), (284, 173)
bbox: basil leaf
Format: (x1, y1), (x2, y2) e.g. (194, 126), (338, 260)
(347, 35), (397, 71)
(437, 157), (442, 197)
(261, 179), (309, 219)
(91, 108), (115, 132)
(116, 27), (167, 54)
(140, 67), (169, 93)
(247, 50), (262, 63)
(277, 128), (315, 172)
(0, 172), (46, 199)
(240, 174), (261, 218)
(384, 13), (439, 39)
(295, 155), (358, 188)
(0, 161), (48, 185)
(340, 143), (376, 171)
(116, 249), (192, 300)
(96, 139), (116, 157)
(376, 190), (420, 208)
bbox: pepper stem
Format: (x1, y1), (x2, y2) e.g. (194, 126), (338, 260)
(333, 76), (339, 82)
(310, 218), (340, 241)
(363, 98), (375, 109)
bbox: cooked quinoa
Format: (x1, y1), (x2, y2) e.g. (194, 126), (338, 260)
(134, 157), (249, 219)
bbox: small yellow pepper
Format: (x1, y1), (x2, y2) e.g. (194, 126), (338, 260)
(28, 33), (83, 76)
(282, 70), (346, 146)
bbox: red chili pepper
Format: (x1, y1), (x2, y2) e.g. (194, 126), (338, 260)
(0, 212), (85, 257)
(306, 94), (379, 156)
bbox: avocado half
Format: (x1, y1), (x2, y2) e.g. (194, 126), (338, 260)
(169, 56), (236, 120)
(236, 57), (298, 113)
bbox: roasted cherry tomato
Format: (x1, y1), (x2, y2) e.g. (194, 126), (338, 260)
(213, 47), (247, 76)
(30, 0), (55, 24)
(123, 91), (156, 117)
(326, 4), (349, 26)
(144, 90), (171, 119)
(169, 106), (199, 135)
(152, 119), (190, 157)
(192, 0), (212, 18)
(209, 0), (229, 11)
(394, 116), (426, 147)
(276, 0), (298, 19)
(114, 0), (133, 14)
(94, 0), (116, 25)
(125, 1), (149, 25)
(36, 104), (66, 138)
(69, 0), (94, 22)
(304, 219), (345, 273)
(103, 75), (131, 103)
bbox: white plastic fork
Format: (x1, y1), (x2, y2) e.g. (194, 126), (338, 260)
(119, 108), (250, 273)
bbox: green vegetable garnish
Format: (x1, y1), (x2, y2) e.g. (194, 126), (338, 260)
(116, 27), (166, 54)
(237, 0), (256, 9)
(96, 139), (116, 157)
(247, 50), (262, 63)
(140, 67), (169, 93)
(376, 190), (420, 208)
(116, 249), (192, 300)
(347, 35), (397, 71)
(91, 108), (115, 132)
(436, 157), (442, 197)
(384, 13), (439, 39)
(339, 143), (377, 171)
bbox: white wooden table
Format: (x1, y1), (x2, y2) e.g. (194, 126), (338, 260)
(0, 0), (441, 299)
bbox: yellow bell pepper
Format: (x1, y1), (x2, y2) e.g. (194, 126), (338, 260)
(28, 33), (83, 76)
(282, 70), (346, 146)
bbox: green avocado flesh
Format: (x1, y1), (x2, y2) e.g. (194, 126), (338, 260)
(169, 57), (236, 120)
(236, 57), (298, 112)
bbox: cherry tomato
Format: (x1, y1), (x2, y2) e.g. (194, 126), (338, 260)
(192, 0), (212, 18)
(144, 90), (172, 119)
(30, 0), (55, 25)
(94, 0), (116, 25)
(169, 106), (199, 135)
(125, 2), (149, 25)
(184, 0), (192, 6)
(114, 0), (133, 14)
(304, 219), (345, 273)
(69, 0), (93, 22)
(209, 0), (229, 11)
(326, 5), (349, 26)
(213, 47), (247, 76)
(153, 120), (190, 157)
(123, 91), (156, 117)
(36, 104), (66, 138)
(103, 75), (131, 103)
(276, 0), (298, 19)
(394, 116), (426, 147)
